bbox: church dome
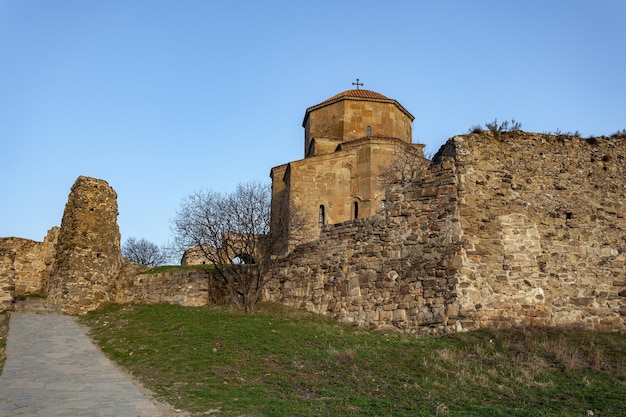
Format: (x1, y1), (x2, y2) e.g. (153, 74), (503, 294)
(301, 88), (414, 153)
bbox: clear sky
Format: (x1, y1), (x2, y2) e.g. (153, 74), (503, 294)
(1, 0), (625, 251)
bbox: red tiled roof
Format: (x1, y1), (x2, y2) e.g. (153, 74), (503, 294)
(306, 90), (390, 113)
(327, 89), (390, 101)
(303, 89), (414, 126)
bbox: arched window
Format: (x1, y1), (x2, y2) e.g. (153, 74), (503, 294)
(354, 201), (359, 219)
(233, 253), (255, 264)
(366, 125), (372, 136)
(318, 205), (325, 226)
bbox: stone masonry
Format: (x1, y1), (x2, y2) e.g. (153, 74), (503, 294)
(115, 267), (230, 307)
(1, 132), (625, 335)
(47, 176), (123, 314)
(451, 131), (626, 330)
(270, 89), (423, 253)
(0, 246), (16, 311)
(264, 132), (626, 333)
(0, 228), (58, 309)
(264, 158), (461, 334)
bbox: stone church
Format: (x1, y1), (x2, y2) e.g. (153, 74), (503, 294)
(270, 87), (424, 253)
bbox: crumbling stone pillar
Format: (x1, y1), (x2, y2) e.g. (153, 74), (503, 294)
(48, 176), (122, 314)
(39, 226), (59, 295)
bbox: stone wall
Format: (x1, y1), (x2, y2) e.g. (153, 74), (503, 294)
(1, 133), (625, 334)
(0, 239), (37, 297)
(47, 176), (123, 314)
(115, 268), (230, 307)
(0, 228), (58, 311)
(0, 176), (230, 313)
(265, 158), (462, 335)
(0, 246), (16, 311)
(450, 132), (626, 330)
(180, 245), (215, 266)
(265, 132), (626, 333)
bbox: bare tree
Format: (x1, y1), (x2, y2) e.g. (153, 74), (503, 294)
(122, 237), (168, 266)
(171, 181), (290, 312)
(379, 144), (429, 189)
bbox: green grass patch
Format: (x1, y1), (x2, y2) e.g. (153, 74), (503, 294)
(15, 293), (47, 299)
(81, 303), (626, 416)
(141, 264), (218, 274)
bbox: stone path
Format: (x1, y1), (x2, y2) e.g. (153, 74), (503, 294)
(0, 312), (166, 417)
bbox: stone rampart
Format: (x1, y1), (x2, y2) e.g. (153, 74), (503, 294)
(1, 133), (625, 334)
(264, 159), (462, 334)
(265, 132), (626, 333)
(0, 238), (39, 296)
(450, 132), (626, 330)
(0, 227), (58, 311)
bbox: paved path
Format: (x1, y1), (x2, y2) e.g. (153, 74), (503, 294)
(0, 312), (164, 417)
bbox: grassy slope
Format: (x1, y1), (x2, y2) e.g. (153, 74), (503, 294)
(81, 303), (626, 417)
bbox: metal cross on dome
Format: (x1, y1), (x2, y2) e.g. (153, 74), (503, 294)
(352, 78), (364, 90)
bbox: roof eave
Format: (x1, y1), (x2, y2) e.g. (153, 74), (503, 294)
(302, 95), (414, 127)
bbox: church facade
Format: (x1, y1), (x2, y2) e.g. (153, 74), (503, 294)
(270, 88), (424, 253)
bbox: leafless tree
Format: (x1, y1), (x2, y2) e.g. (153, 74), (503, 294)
(171, 181), (295, 312)
(379, 144), (429, 189)
(122, 237), (168, 266)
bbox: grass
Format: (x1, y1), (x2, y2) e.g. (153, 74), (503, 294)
(80, 303), (626, 416)
(141, 264), (217, 274)
(15, 293), (47, 299)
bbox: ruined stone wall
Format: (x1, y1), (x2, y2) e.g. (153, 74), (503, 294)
(115, 268), (231, 307)
(37, 227), (59, 295)
(0, 238), (39, 297)
(48, 176), (123, 314)
(0, 228), (58, 310)
(3, 133), (625, 335)
(265, 159), (462, 334)
(451, 132), (626, 331)
(180, 245), (217, 266)
(265, 132), (626, 334)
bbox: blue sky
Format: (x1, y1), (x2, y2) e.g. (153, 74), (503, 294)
(1, 0), (625, 251)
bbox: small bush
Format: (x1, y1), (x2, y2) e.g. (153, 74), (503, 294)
(484, 118), (522, 140)
(611, 129), (626, 138)
(468, 125), (483, 134)
(556, 130), (582, 138)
